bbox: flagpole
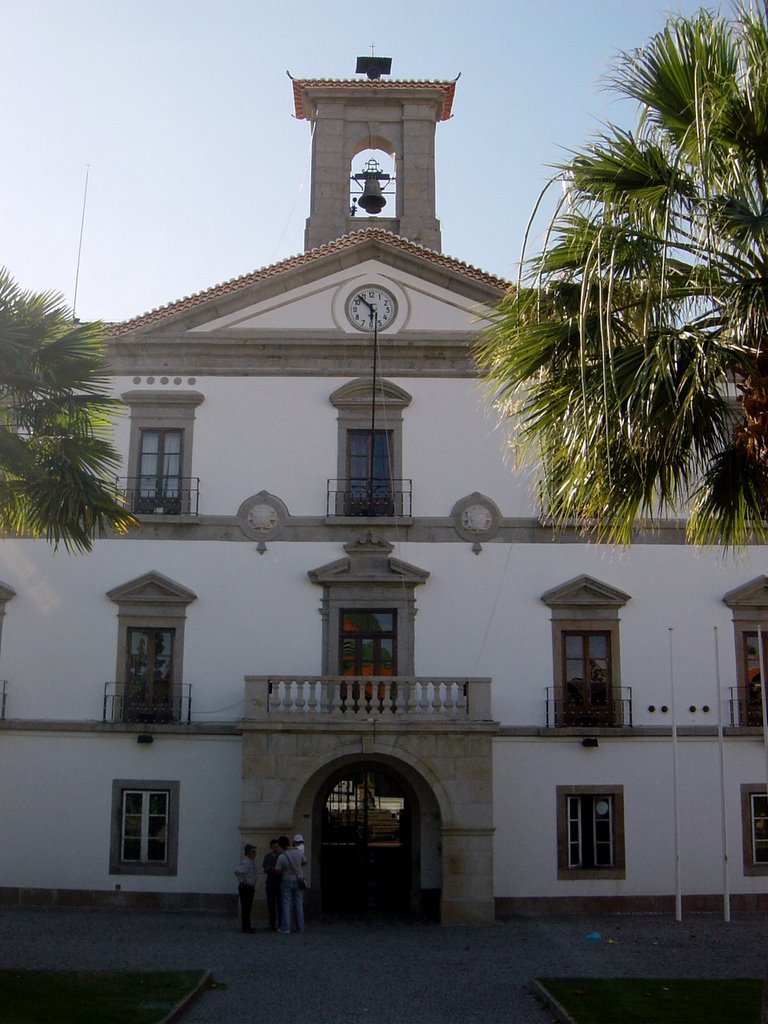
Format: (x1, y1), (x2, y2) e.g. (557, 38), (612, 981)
(713, 626), (730, 922)
(669, 627), (682, 922)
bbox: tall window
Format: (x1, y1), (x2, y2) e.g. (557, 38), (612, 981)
(110, 779), (180, 876)
(136, 429), (182, 513)
(346, 430), (393, 515)
(126, 627), (174, 722)
(557, 785), (626, 879)
(742, 632), (767, 726)
(339, 610), (397, 676)
(562, 631), (611, 725)
(541, 576), (630, 729)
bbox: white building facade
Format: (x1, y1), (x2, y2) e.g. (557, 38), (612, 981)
(2, 64), (768, 924)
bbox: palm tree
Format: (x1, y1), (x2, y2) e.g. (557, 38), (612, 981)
(478, 4), (768, 548)
(0, 269), (136, 551)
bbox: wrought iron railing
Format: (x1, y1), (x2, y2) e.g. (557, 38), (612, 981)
(0, 680), (6, 719)
(115, 477), (200, 515)
(103, 682), (192, 724)
(326, 479), (412, 517)
(728, 687), (763, 727)
(545, 687), (633, 727)
(244, 676), (492, 721)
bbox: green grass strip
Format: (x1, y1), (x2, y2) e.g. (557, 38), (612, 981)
(0, 969), (208, 1024)
(536, 977), (763, 1024)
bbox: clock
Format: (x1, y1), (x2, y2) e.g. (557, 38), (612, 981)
(345, 286), (398, 331)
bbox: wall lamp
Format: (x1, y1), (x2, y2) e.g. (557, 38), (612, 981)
(581, 737), (599, 748)
(137, 734), (154, 745)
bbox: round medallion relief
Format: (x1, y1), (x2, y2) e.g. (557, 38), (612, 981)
(461, 504), (493, 534)
(246, 503), (279, 532)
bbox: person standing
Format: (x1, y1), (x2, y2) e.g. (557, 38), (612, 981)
(262, 838), (282, 931)
(275, 834), (307, 933)
(234, 843), (258, 933)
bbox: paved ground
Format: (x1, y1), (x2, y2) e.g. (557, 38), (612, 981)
(2, 907), (768, 1023)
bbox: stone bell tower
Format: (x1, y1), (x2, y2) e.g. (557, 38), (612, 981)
(290, 57), (456, 252)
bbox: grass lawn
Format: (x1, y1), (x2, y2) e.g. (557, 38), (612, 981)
(536, 978), (763, 1024)
(0, 969), (209, 1024)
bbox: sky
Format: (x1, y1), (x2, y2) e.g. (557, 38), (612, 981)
(2, 0), (723, 323)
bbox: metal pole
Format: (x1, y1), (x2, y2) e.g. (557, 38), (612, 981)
(669, 627), (682, 922)
(369, 306), (378, 515)
(713, 626), (730, 922)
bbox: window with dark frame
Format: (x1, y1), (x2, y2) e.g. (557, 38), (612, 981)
(136, 428), (183, 514)
(339, 609), (397, 677)
(125, 626), (175, 723)
(346, 429), (394, 516)
(742, 632), (767, 726)
(562, 630), (612, 725)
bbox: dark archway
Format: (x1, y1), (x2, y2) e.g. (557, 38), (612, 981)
(320, 764), (413, 914)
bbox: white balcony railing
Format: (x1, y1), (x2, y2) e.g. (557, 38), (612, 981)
(243, 676), (492, 721)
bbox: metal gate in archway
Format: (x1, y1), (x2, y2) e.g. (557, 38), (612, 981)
(321, 769), (410, 913)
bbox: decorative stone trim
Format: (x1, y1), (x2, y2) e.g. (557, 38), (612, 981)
(451, 492), (501, 545)
(237, 491), (289, 541)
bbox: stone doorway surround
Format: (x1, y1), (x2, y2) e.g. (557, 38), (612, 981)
(239, 676), (498, 924)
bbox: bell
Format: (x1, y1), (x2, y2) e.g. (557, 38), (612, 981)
(357, 175), (386, 215)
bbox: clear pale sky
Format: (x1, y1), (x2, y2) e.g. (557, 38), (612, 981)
(3, 0), (719, 322)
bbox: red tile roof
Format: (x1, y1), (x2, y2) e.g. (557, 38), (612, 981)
(290, 77), (457, 121)
(108, 229), (509, 335)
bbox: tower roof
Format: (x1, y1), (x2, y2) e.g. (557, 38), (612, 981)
(289, 76), (457, 121)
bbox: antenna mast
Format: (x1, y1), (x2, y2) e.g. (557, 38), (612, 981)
(72, 164), (90, 321)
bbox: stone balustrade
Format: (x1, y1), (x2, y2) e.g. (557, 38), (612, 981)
(243, 676), (493, 721)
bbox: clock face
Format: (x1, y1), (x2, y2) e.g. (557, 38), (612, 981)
(345, 286), (398, 331)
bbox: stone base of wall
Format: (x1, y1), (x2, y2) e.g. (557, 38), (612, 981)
(0, 887), (234, 912)
(496, 893), (768, 915)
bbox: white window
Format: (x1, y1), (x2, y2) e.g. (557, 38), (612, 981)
(741, 784), (768, 875)
(557, 785), (625, 879)
(110, 780), (179, 876)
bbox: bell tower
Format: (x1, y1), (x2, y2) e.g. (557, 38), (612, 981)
(290, 58), (456, 253)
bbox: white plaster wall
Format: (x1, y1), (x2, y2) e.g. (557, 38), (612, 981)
(112, 375), (532, 520)
(0, 732), (242, 893)
(493, 735), (768, 899)
(0, 540), (338, 721)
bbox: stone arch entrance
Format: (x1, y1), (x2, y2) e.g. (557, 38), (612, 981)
(297, 752), (442, 919)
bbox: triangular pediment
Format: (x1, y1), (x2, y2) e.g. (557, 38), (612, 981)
(309, 531), (429, 587)
(106, 571), (197, 606)
(723, 576), (768, 610)
(541, 575), (631, 610)
(108, 231), (507, 339)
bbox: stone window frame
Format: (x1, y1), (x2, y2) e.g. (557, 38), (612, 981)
(724, 577), (768, 726)
(106, 572), (197, 722)
(329, 379), (412, 507)
(121, 390), (204, 509)
(109, 779), (180, 876)
(541, 576), (631, 728)
(556, 784), (626, 880)
(309, 532), (428, 676)
(740, 783), (768, 876)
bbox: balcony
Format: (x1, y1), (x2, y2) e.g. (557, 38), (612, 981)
(545, 687), (633, 728)
(326, 479), (412, 517)
(103, 682), (192, 724)
(115, 477), (200, 516)
(728, 687), (763, 727)
(244, 676), (492, 721)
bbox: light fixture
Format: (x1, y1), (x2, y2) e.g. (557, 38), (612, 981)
(581, 737), (599, 748)
(137, 734), (153, 744)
